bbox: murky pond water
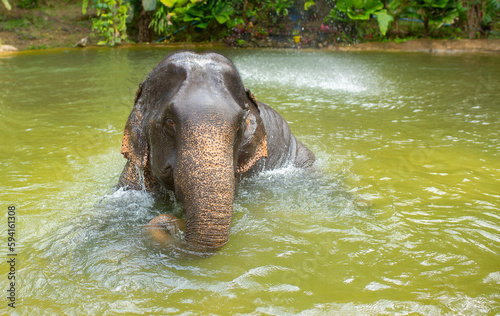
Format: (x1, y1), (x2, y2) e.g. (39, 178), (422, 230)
(1, 48), (499, 315)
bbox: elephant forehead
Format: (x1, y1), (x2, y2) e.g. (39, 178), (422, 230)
(166, 51), (234, 69)
(184, 56), (220, 68)
(171, 76), (243, 120)
(166, 52), (235, 79)
(167, 54), (244, 97)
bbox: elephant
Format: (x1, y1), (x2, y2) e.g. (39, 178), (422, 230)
(118, 51), (314, 252)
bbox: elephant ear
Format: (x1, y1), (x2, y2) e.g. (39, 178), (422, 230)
(121, 84), (149, 168)
(237, 89), (268, 174)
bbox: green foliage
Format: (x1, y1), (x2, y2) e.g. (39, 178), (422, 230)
(376, 10), (394, 35)
(386, 1), (412, 21)
(336, 0), (383, 20)
(328, 0), (465, 38)
(304, 0), (315, 11)
(150, 2), (172, 35)
(4, 19), (24, 30)
(159, 0), (177, 7)
(160, 0), (233, 30)
(83, 0), (89, 14)
(227, 16), (245, 29)
(28, 44), (51, 49)
(393, 35), (418, 43)
(325, 7), (349, 22)
(483, 0), (500, 25)
(405, 0), (459, 37)
(271, 0), (294, 17)
(333, 0), (392, 35)
(82, 0), (498, 44)
(17, 0), (39, 9)
(150, 0), (235, 41)
(461, 0), (499, 38)
(85, 0), (130, 45)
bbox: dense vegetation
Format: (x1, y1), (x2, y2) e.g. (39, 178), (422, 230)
(2, 0), (499, 46)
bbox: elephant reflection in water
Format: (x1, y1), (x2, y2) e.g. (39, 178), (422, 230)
(118, 51), (314, 253)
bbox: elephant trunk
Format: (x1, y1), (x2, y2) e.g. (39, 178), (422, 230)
(174, 118), (236, 250)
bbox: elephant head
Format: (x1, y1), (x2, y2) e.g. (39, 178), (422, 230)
(120, 51), (268, 251)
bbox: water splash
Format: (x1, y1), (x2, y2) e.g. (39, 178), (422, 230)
(234, 52), (380, 94)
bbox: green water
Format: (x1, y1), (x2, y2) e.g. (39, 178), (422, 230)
(1, 48), (499, 315)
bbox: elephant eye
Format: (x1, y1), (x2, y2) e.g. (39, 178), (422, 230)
(166, 118), (175, 126)
(237, 120), (245, 136)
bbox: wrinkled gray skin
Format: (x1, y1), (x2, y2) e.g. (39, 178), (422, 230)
(118, 51), (314, 252)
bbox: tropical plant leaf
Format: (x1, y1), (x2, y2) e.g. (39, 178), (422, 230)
(376, 9), (394, 35)
(365, 0), (384, 13)
(82, 0), (88, 14)
(431, 0), (448, 8)
(160, 0), (177, 8)
(185, 5), (205, 18)
(336, 0), (349, 13)
(483, 0), (500, 24)
(212, 2), (234, 24)
(304, 1), (316, 11)
(440, 7), (458, 25)
(388, 0), (404, 11)
(213, 13), (228, 24)
(195, 20), (209, 29)
(338, 0), (384, 20)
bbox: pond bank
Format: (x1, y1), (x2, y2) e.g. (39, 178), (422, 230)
(3, 39), (500, 56)
(335, 39), (500, 54)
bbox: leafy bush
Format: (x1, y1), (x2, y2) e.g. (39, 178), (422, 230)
(79, 0), (498, 45)
(328, 0), (393, 36)
(153, 0), (233, 32)
(327, 0), (462, 38)
(405, 0), (459, 37)
(83, 0), (130, 45)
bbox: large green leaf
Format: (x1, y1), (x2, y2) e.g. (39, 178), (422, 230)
(338, 0), (384, 20)
(195, 20), (209, 29)
(213, 12), (231, 24)
(185, 4), (205, 18)
(376, 9), (394, 35)
(212, 1), (234, 24)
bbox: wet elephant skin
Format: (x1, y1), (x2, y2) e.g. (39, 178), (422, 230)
(118, 51), (315, 252)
